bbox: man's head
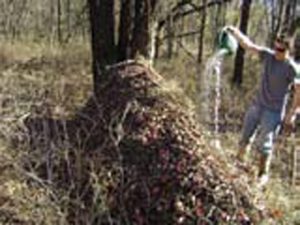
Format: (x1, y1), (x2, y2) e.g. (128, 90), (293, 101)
(274, 33), (290, 60)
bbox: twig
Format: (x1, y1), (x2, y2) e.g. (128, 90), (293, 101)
(176, 40), (196, 61)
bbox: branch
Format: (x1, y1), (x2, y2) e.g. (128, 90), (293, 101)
(158, 0), (231, 31)
(176, 40), (196, 61)
(162, 30), (201, 40)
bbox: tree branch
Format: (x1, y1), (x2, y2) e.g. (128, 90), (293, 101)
(158, 0), (231, 31)
(176, 40), (196, 60)
(162, 30), (201, 40)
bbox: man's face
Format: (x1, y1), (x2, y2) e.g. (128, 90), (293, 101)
(274, 38), (288, 54)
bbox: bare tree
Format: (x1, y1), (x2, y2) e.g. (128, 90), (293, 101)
(66, 0), (72, 38)
(130, 0), (158, 58)
(232, 0), (252, 87)
(117, 0), (133, 61)
(88, 0), (116, 91)
(57, 0), (62, 43)
(269, 0), (284, 45)
(166, 14), (174, 58)
(88, 0), (158, 92)
(282, 0), (298, 35)
(197, 0), (207, 64)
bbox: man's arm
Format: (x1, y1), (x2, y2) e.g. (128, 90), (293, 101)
(226, 26), (264, 56)
(283, 84), (300, 132)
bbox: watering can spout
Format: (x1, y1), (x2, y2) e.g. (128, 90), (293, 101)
(216, 27), (238, 55)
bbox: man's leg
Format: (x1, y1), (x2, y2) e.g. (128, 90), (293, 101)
(238, 104), (261, 161)
(255, 109), (281, 179)
(258, 153), (272, 177)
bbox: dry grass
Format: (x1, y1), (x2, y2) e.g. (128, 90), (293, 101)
(0, 41), (93, 224)
(0, 40), (299, 224)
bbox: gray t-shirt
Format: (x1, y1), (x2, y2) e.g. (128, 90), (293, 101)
(256, 48), (295, 112)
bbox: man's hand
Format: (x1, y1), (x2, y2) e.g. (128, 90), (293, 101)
(225, 25), (236, 34)
(282, 117), (295, 135)
(223, 25), (262, 55)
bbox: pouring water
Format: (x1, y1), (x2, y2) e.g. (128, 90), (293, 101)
(202, 27), (238, 150)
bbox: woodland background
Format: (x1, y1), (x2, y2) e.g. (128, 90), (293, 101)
(0, 0), (300, 224)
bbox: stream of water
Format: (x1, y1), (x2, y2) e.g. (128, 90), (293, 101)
(203, 48), (228, 150)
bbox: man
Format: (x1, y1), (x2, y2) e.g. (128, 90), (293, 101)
(226, 26), (296, 184)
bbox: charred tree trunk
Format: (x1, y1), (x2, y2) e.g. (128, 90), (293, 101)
(88, 0), (116, 92)
(88, 0), (157, 93)
(232, 0), (252, 87)
(131, 0), (149, 58)
(117, 0), (133, 61)
(130, 0), (157, 59)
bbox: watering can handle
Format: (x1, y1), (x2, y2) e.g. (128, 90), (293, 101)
(223, 26), (235, 34)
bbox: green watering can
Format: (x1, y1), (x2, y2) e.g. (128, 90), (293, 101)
(216, 27), (238, 55)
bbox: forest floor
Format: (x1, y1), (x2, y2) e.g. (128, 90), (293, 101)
(0, 41), (300, 224)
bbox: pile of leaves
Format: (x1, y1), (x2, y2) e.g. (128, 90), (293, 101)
(21, 61), (264, 224)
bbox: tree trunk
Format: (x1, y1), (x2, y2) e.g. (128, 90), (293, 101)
(131, 0), (149, 58)
(149, 21), (157, 65)
(232, 0), (252, 87)
(154, 24), (161, 59)
(117, 0), (133, 61)
(166, 14), (174, 59)
(282, 1), (291, 33)
(283, 0), (298, 35)
(50, 0), (55, 43)
(88, 0), (116, 92)
(290, 0), (299, 36)
(57, 0), (62, 43)
(66, 0), (71, 40)
(130, 0), (157, 59)
(197, 0), (207, 64)
(88, 0), (157, 92)
(269, 0), (284, 45)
